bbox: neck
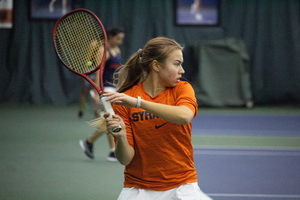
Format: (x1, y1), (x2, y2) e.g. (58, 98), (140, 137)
(143, 73), (165, 97)
(107, 42), (116, 49)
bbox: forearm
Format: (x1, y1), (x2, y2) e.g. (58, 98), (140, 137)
(103, 92), (195, 125)
(140, 100), (194, 125)
(114, 134), (134, 166)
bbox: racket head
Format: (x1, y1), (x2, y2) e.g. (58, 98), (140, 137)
(53, 9), (107, 94)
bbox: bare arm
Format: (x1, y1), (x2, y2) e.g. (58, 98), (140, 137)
(104, 113), (134, 165)
(103, 92), (194, 125)
(140, 100), (194, 125)
(114, 133), (134, 165)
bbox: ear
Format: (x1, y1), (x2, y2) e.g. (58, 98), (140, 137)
(151, 60), (160, 72)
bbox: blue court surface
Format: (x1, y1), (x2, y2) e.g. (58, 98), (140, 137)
(195, 148), (300, 200)
(192, 114), (300, 137)
(191, 112), (300, 200)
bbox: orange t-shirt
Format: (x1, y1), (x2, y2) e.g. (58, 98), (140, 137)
(113, 81), (198, 191)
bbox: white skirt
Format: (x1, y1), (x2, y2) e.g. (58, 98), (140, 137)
(117, 182), (213, 200)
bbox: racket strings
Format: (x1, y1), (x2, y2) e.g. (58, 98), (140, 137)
(55, 11), (105, 74)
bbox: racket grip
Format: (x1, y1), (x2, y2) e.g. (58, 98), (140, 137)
(100, 96), (121, 132)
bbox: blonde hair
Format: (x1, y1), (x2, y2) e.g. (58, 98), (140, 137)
(114, 37), (184, 93)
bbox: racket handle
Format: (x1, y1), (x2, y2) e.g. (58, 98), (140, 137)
(100, 96), (121, 132)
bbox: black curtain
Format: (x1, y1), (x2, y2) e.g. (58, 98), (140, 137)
(222, 0), (300, 104)
(0, 0), (299, 105)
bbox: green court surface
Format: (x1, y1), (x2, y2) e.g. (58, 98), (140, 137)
(0, 104), (299, 200)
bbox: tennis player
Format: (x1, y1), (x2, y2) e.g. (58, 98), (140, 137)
(80, 27), (125, 161)
(103, 37), (213, 199)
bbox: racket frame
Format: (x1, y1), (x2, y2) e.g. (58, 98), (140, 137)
(53, 8), (107, 96)
(53, 9), (121, 132)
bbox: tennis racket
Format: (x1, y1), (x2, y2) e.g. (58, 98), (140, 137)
(53, 9), (121, 132)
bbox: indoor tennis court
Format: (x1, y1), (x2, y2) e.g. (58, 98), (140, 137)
(0, 104), (299, 200)
(1, 1), (300, 200)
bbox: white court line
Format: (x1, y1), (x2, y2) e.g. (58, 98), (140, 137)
(192, 128), (300, 136)
(207, 193), (300, 198)
(193, 147), (300, 156)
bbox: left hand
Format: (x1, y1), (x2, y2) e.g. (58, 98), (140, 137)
(102, 91), (138, 108)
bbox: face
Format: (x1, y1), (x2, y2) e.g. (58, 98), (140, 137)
(108, 32), (125, 47)
(157, 49), (185, 87)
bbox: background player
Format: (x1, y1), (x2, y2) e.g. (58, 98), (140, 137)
(79, 27), (125, 162)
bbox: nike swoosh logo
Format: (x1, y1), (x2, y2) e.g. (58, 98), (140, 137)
(155, 122), (167, 129)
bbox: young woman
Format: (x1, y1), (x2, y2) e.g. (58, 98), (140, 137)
(79, 27), (125, 162)
(103, 37), (213, 199)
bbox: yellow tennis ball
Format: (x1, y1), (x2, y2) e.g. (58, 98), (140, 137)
(87, 61), (92, 66)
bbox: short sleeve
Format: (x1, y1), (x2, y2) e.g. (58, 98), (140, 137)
(174, 82), (198, 117)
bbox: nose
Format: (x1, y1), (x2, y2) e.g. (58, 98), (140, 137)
(179, 65), (185, 74)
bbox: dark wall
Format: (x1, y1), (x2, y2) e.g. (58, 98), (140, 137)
(0, 0), (299, 105)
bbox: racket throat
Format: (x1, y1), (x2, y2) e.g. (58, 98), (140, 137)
(100, 96), (114, 116)
(100, 96), (121, 132)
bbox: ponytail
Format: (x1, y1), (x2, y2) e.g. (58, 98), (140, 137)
(114, 51), (144, 93)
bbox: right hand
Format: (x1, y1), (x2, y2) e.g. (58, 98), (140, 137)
(103, 112), (126, 138)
